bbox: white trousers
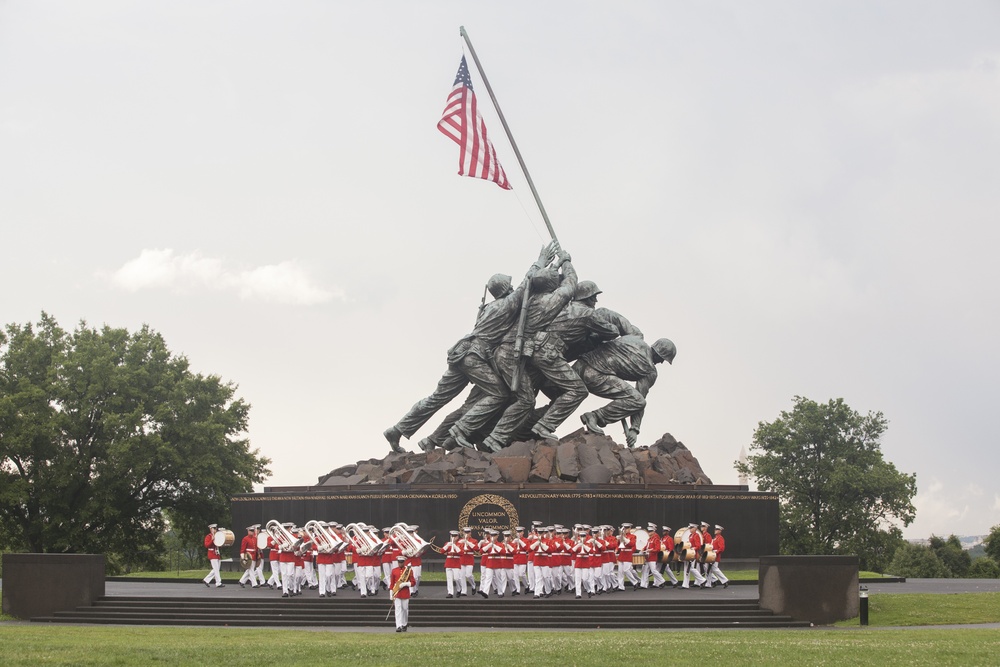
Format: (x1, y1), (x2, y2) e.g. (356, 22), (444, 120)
(203, 559), (222, 586)
(393, 598), (409, 628)
(618, 562), (639, 588)
(267, 560), (281, 587)
(318, 563), (336, 595)
(641, 560), (665, 588)
(708, 562), (728, 586)
(683, 560), (706, 587)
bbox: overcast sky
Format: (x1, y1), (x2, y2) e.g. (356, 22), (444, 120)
(2, 1), (998, 539)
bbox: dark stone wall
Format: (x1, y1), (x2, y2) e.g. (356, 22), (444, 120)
(231, 485), (778, 560)
(758, 555), (860, 624)
(2, 553), (105, 619)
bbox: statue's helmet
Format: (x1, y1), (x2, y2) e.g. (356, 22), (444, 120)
(651, 338), (676, 365)
(487, 273), (513, 298)
(530, 267), (561, 293)
(574, 280), (602, 301)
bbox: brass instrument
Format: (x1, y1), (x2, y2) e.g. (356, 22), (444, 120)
(346, 522), (383, 556)
(265, 520), (301, 554)
(305, 520), (347, 554)
(390, 564), (413, 598)
(390, 524), (432, 558)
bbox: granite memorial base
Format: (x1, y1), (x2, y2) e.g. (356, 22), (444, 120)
(758, 555), (859, 624)
(232, 484), (778, 561)
(2, 553), (106, 619)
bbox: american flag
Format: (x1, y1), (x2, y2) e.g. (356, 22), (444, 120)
(437, 56), (512, 190)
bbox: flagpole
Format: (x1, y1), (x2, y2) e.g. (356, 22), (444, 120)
(459, 26), (558, 244)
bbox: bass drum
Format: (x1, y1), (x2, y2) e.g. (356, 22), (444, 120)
(213, 529), (236, 548)
(257, 533), (269, 550)
(633, 529), (649, 552)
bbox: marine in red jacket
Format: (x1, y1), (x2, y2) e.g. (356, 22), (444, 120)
(389, 556), (416, 632)
(202, 523), (224, 588)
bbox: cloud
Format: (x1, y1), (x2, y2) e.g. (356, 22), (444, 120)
(107, 249), (342, 305)
(906, 477), (992, 538)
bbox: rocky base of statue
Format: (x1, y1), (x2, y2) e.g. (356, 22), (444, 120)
(317, 430), (711, 487)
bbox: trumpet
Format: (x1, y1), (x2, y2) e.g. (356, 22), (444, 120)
(390, 524), (432, 558)
(265, 520), (302, 554)
(305, 520), (347, 554)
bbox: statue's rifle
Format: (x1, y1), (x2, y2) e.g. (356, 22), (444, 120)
(460, 26), (561, 393)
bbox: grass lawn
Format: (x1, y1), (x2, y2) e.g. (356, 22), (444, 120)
(0, 626), (998, 666)
(836, 592), (1000, 627)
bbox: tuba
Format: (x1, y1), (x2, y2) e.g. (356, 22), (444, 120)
(265, 520), (301, 554)
(389, 524), (432, 558)
(305, 520), (347, 554)
(346, 522), (382, 556)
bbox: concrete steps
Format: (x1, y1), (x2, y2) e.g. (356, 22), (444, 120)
(33, 594), (809, 629)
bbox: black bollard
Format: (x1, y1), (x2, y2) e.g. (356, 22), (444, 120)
(859, 585), (869, 626)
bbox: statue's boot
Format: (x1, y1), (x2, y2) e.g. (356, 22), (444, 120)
(530, 423), (558, 440)
(580, 412), (605, 435)
(454, 433), (478, 450)
(482, 435), (504, 452)
(383, 426), (404, 453)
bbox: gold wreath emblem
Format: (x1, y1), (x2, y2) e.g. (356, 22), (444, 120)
(458, 493), (519, 535)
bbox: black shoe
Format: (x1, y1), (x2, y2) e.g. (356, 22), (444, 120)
(282, 593), (289, 598)
(402, 625), (408, 632)
(479, 590), (489, 599)
(446, 594), (453, 598)
(396, 627), (403, 633)
(319, 593), (326, 598)
(672, 583), (679, 588)
(588, 592), (593, 598)
(239, 582), (245, 588)
(204, 581), (211, 588)
(217, 584), (225, 588)
(576, 595), (582, 599)
(723, 582), (729, 589)
(412, 590), (418, 597)
(459, 593), (467, 597)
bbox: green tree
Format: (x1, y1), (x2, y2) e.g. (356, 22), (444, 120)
(985, 525), (1000, 563)
(888, 542), (948, 578)
(735, 396), (917, 572)
(928, 535), (971, 578)
(0, 313), (270, 569)
(968, 557), (1000, 579)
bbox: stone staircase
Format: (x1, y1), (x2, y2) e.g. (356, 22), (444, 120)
(32, 594), (809, 629)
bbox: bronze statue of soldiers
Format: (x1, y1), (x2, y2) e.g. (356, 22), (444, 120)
(481, 248), (584, 451)
(574, 335), (676, 447)
(383, 243), (556, 453)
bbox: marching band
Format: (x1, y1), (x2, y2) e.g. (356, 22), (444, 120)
(204, 518), (730, 602)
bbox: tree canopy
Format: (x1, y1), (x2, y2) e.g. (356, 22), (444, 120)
(985, 524), (1000, 564)
(735, 396), (916, 572)
(0, 313), (270, 568)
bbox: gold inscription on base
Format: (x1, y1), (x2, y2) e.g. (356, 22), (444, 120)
(458, 493), (519, 537)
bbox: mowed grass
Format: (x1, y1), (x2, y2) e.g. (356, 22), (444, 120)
(0, 626), (998, 666)
(836, 592), (1000, 627)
